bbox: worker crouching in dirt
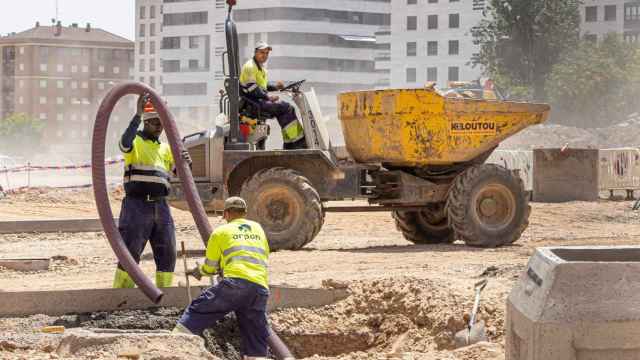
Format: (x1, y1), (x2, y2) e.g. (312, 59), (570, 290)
(173, 197), (271, 359)
(240, 41), (306, 150)
(112, 94), (192, 289)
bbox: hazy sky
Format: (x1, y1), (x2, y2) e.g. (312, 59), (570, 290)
(0, 0), (134, 40)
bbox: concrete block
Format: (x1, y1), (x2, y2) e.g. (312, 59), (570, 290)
(0, 258), (50, 271)
(506, 246), (640, 360)
(533, 149), (599, 202)
(0, 286), (350, 317)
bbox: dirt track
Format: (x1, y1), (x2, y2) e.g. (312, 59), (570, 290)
(1, 188), (640, 358)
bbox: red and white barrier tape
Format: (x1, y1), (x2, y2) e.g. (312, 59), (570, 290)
(0, 158), (124, 174)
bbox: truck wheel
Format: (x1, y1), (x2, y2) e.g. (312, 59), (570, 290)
(393, 204), (454, 244)
(240, 167), (324, 251)
(447, 164), (530, 248)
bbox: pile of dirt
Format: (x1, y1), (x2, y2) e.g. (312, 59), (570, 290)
(500, 123), (640, 150)
(3, 186), (124, 205)
(271, 278), (504, 358)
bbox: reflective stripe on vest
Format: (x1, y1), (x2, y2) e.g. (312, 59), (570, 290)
(223, 245), (267, 257)
(282, 120), (305, 143)
(122, 135), (173, 188)
(225, 255), (268, 269)
(124, 164), (171, 188)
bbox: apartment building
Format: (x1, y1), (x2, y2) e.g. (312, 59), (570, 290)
(389, 0), (486, 89)
(135, 0), (390, 130)
(580, 0), (640, 43)
(0, 22), (134, 154)
(233, 0), (390, 114)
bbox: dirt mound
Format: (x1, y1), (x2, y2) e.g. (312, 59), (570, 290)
(5, 186), (124, 205)
(272, 278), (504, 358)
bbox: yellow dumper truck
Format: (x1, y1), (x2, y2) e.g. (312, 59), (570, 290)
(168, 2), (550, 250)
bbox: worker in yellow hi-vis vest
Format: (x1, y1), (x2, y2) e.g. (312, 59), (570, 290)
(173, 197), (271, 358)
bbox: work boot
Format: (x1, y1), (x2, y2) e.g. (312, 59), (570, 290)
(113, 268), (135, 288)
(156, 271), (174, 288)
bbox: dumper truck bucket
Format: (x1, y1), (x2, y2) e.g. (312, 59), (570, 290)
(338, 88), (550, 167)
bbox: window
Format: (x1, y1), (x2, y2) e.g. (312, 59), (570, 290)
(98, 82), (105, 90)
(150, 59), (156, 72)
(71, 65), (78, 73)
(407, 16), (417, 31)
(406, 68), (417, 83)
(82, 114), (89, 122)
(428, 15), (438, 29)
(150, 5), (156, 19)
(626, 4), (640, 21)
(19, 96), (24, 104)
(584, 34), (598, 42)
(140, 6), (146, 19)
(40, 63), (48, 72)
(57, 80), (64, 89)
(40, 113), (47, 120)
(406, 42), (417, 56)
(81, 81), (88, 89)
(189, 36), (199, 49)
(427, 41), (438, 56)
(448, 66), (459, 81)
(139, 76), (145, 83)
(71, 48), (82, 57)
(57, 64), (63, 72)
(19, 63), (24, 71)
(56, 97), (64, 105)
(449, 40), (459, 55)
(150, 23), (156, 37)
(139, 24), (145, 37)
(39, 97), (47, 104)
(39, 80), (47, 88)
(139, 59), (146, 72)
(150, 41), (156, 55)
(99, 65), (105, 73)
(585, 6), (597, 22)
(71, 114), (78, 121)
(82, 65), (88, 73)
(427, 67), (438, 82)
(408, 0), (417, 4)
(163, 60), (180, 72)
(150, 76), (156, 88)
(162, 37), (181, 49)
(19, 47), (24, 54)
(605, 5), (616, 21)
(113, 67), (120, 74)
(189, 59), (199, 69)
(163, 82), (207, 96)
(71, 81), (78, 89)
(19, 80), (24, 88)
(449, 14), (460, 28)
(57, 114), (63, 121)
(163, 12), (208, 26)
(139, 42), (145, 55)
(428, 0), (437, 2)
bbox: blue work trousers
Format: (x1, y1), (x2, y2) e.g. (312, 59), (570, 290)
(117, 196), (176, 273)
(178, 277), (270, 357)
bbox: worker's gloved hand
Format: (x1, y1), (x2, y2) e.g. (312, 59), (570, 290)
(268, 95), (279, 102)
(186, 265), (202, 280)
(275, 80), (285, 90)
(181, 149), (192, 166)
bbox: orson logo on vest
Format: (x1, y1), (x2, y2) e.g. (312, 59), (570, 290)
(450, 121), (497, 135)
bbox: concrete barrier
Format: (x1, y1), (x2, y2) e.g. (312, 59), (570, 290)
(533, 149), (599, 202)
(506, 246), (640, 360)
(487, 150), (533, 192)
(0, 286), (350, 317)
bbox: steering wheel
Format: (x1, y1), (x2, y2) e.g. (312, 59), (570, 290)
(281, 80), (306, 92)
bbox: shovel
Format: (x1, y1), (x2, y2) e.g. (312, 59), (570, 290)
(454, 279), (488, 348)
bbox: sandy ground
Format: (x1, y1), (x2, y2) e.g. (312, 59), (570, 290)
(1, 188), (640, 359)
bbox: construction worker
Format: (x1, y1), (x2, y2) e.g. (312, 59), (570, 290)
(112, 94), (192, 289)
(240, 41), (306, 150)
(173, 197), (271, 359)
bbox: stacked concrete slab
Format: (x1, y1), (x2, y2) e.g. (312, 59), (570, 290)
(532, 149), (600, 202)
(506, 246), (640, 359)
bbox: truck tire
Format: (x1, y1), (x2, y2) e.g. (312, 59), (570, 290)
(240, 167), (324, 251)
(446, 164), (530, 248)
(393, 204), (454, 244)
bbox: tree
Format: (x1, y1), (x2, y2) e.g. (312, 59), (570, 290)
(546, 35), (640, 128)
(472, 0), (581, 100)
(0, 113), (46, 156)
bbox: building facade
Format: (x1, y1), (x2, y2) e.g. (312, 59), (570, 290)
(0, 22), (134, 156)
(135, 0), (390, 132)
(136, 0), (163, 92)
(579, 0), (640, 43)
(389, 0), (486, 89)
